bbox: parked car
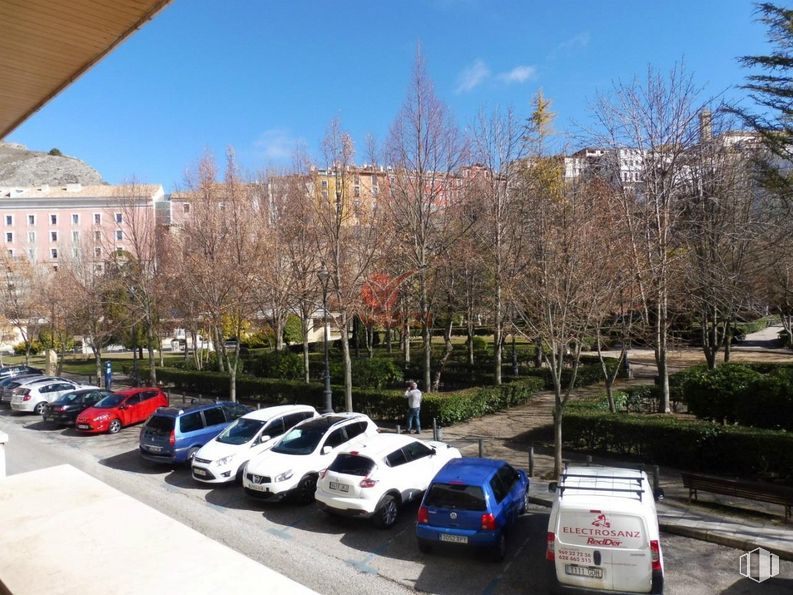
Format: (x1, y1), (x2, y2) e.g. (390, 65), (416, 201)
(75, 387), (169, 434)
(0, 364), (43, 380)
(42, 388), (114, 426)
(2, 375), (68, 408)
(0, 373), (44, 405)
(416, 457), (530, 561)
(546, 465), (664, 594)
(191, 404), (319, 483)
(315, 433), (462, 528)
(242, 413), (379, 503)
(10, 378), (92, 414)
(139, 401), (253, 464)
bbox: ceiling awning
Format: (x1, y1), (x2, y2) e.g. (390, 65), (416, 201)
(0, 0), (173, 139)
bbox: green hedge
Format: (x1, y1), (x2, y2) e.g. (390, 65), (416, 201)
(563, 409), (793, 484)
(524, 359), (625, 390)
(154, 367), (545, 427)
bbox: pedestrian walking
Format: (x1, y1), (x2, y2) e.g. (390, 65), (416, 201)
(404, 381), (422, 434)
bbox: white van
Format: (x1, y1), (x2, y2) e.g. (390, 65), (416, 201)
(546, 465), (664, 594)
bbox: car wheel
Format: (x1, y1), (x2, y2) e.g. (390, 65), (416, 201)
(417, 538), (433, 554)
(490, 531), (507, 562)
(294, 474), (318, 504)
(34, 402), (47, 415)
(521, 486), (530, 514)
(187, 447), (199, 463)
(107, 418), (122, 434)
(235, 463), (248, 483)
(372, 495), (399, 529)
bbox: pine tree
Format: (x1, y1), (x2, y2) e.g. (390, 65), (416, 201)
(734, 3), (793, 197)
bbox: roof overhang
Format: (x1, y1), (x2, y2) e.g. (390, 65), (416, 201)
(0, 0), (173, 139)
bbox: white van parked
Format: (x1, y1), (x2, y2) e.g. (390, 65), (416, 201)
(546, 465), (664, 594)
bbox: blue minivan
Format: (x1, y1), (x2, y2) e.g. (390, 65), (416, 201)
(416, 457), (529, 561)
(139, 401), (252, 464)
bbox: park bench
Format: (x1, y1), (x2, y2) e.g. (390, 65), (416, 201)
(681, 472), (793, 523)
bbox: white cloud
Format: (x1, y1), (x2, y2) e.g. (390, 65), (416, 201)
(253, 129), (300, 162)
(556, 32), (590, 53)
(455, 59), (490, 94)
(497, 65), (537, 84)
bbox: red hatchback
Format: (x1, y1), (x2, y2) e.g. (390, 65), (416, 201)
(75, 387), (168, 434)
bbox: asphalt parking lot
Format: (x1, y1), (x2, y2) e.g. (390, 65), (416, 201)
(2, 408), (792, 594)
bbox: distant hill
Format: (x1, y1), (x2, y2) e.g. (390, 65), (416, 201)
(0, 142), (104, 187)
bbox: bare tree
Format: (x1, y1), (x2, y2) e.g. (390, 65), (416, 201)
(0, 255), (43, 363)
(384, 49), (468, 393)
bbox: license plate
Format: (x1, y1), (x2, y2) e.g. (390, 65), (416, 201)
(329, 481), (349, 492)
(144, 445), (163, 453)
(77, 424), (90, 430)
(565, 565), (603, 579)
(193, 468), (207, 477)
(439, 534), (468, 544)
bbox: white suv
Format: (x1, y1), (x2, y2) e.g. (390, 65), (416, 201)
(10, 378), (91, 414)
(192, 404), (319, 484)
(315, 433), (461, 528)
(242, 413), (378, 503)
(546, 465), (664, 594)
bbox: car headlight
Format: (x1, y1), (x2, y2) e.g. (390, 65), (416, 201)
(94, 414), (110, 422)
(213, 455), (235, 467)
(274, 469), (293, 482)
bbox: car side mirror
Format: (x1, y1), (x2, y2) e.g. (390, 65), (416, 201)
(256, 434), (271, 445)
(119, 404), (127, 410)
(322, 446), (332, 455)
(654, 487), (665, 502)
(548, 482), (558, 493)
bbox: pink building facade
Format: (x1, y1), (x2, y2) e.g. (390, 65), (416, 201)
(0, 183), (164, 270)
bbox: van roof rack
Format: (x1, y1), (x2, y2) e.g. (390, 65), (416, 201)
(558, 470), (646, 502)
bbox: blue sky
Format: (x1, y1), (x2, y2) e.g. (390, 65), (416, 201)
(8, 0), (770, 191)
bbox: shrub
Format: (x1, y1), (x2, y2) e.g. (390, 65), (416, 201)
(470, 336), (487, 351)
(247, 350), (304, 380)
(561, 409), (793, 485)
(283, 315), (303, 346)
(153, 367), (544, 427)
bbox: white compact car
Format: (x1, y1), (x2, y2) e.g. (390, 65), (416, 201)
(546, 465), (665, 594)
(191, 404), (319, 484)
(10, 378), (92, 414)
(242, 413), (378, 503)
(315, 433), (462, 528)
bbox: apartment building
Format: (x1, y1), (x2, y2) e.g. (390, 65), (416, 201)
(0, 183), (165, 270)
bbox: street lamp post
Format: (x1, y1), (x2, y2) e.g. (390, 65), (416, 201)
(317, 264), (333, 414)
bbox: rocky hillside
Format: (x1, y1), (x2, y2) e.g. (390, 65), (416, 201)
(0, 142), (104, 187)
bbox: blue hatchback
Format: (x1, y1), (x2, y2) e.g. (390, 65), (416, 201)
(139, 401), (252, 464)
(416, 457), (529, 561)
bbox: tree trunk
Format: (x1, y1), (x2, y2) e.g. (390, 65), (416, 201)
(93, 348), (102, 388)
(420, 274), (431, 394)
(340, 314), (353, 412)
(511, 333), (519, 376)
(553, 401), (563, 479)
(386, 326), (392, 354)
(432, 318), (454, 391)
(494, 287), (502, 386)
(404, 318), (411, 364)
(467, 312), (475, 366)
(301, 316), (310, 383)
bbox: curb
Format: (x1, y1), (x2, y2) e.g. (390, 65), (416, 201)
(658, 522), (793, 562)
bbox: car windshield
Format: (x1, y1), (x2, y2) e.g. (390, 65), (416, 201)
(94, 394), (125, 408)
(271, 426), (325, 455)
(217, 418), (266, 445)
(54, 392), (83, 405)
(425, 483), (487, 511)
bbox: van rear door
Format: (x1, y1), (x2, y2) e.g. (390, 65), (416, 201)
(554, 509), (651, 592)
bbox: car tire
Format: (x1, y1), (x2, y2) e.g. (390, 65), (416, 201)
(187, 447), (200, 463)
(34, 401), (47, 415)
(417, 538), (433, 554)
(521, 485), (530, 514)
(107, 418), (122, 434)
(372, 495), (399, 529)
(294, 474), (318, 504)
(235, 463), (248, 483)
(490, 531), (507, 562)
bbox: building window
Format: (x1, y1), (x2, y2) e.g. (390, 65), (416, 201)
(183, 203), (190, 213)
(5, 232), (12, 243)
(116, 230), (123, 241)
(115, 213), (122, 224)
(72, 214), (79, 225)
(27, 231), (35, 243)
(72, 230), (79, 243)
(5, 215), (12, 226)
(27, 248), (35, 261)
(51, 248), (58, 259)
(7, 249), (13, 257)
(50, 214), (57, 225)
(321, 180), (328, 189)
(51, 231), (58, 242)
(94, 247), (102, 258)
(94, 263), (103, 274)
(116, 247), (124, 256)
(94, 231), (101, 242)
(28, 215), (35, 225)
(94, 213), (101, 225)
